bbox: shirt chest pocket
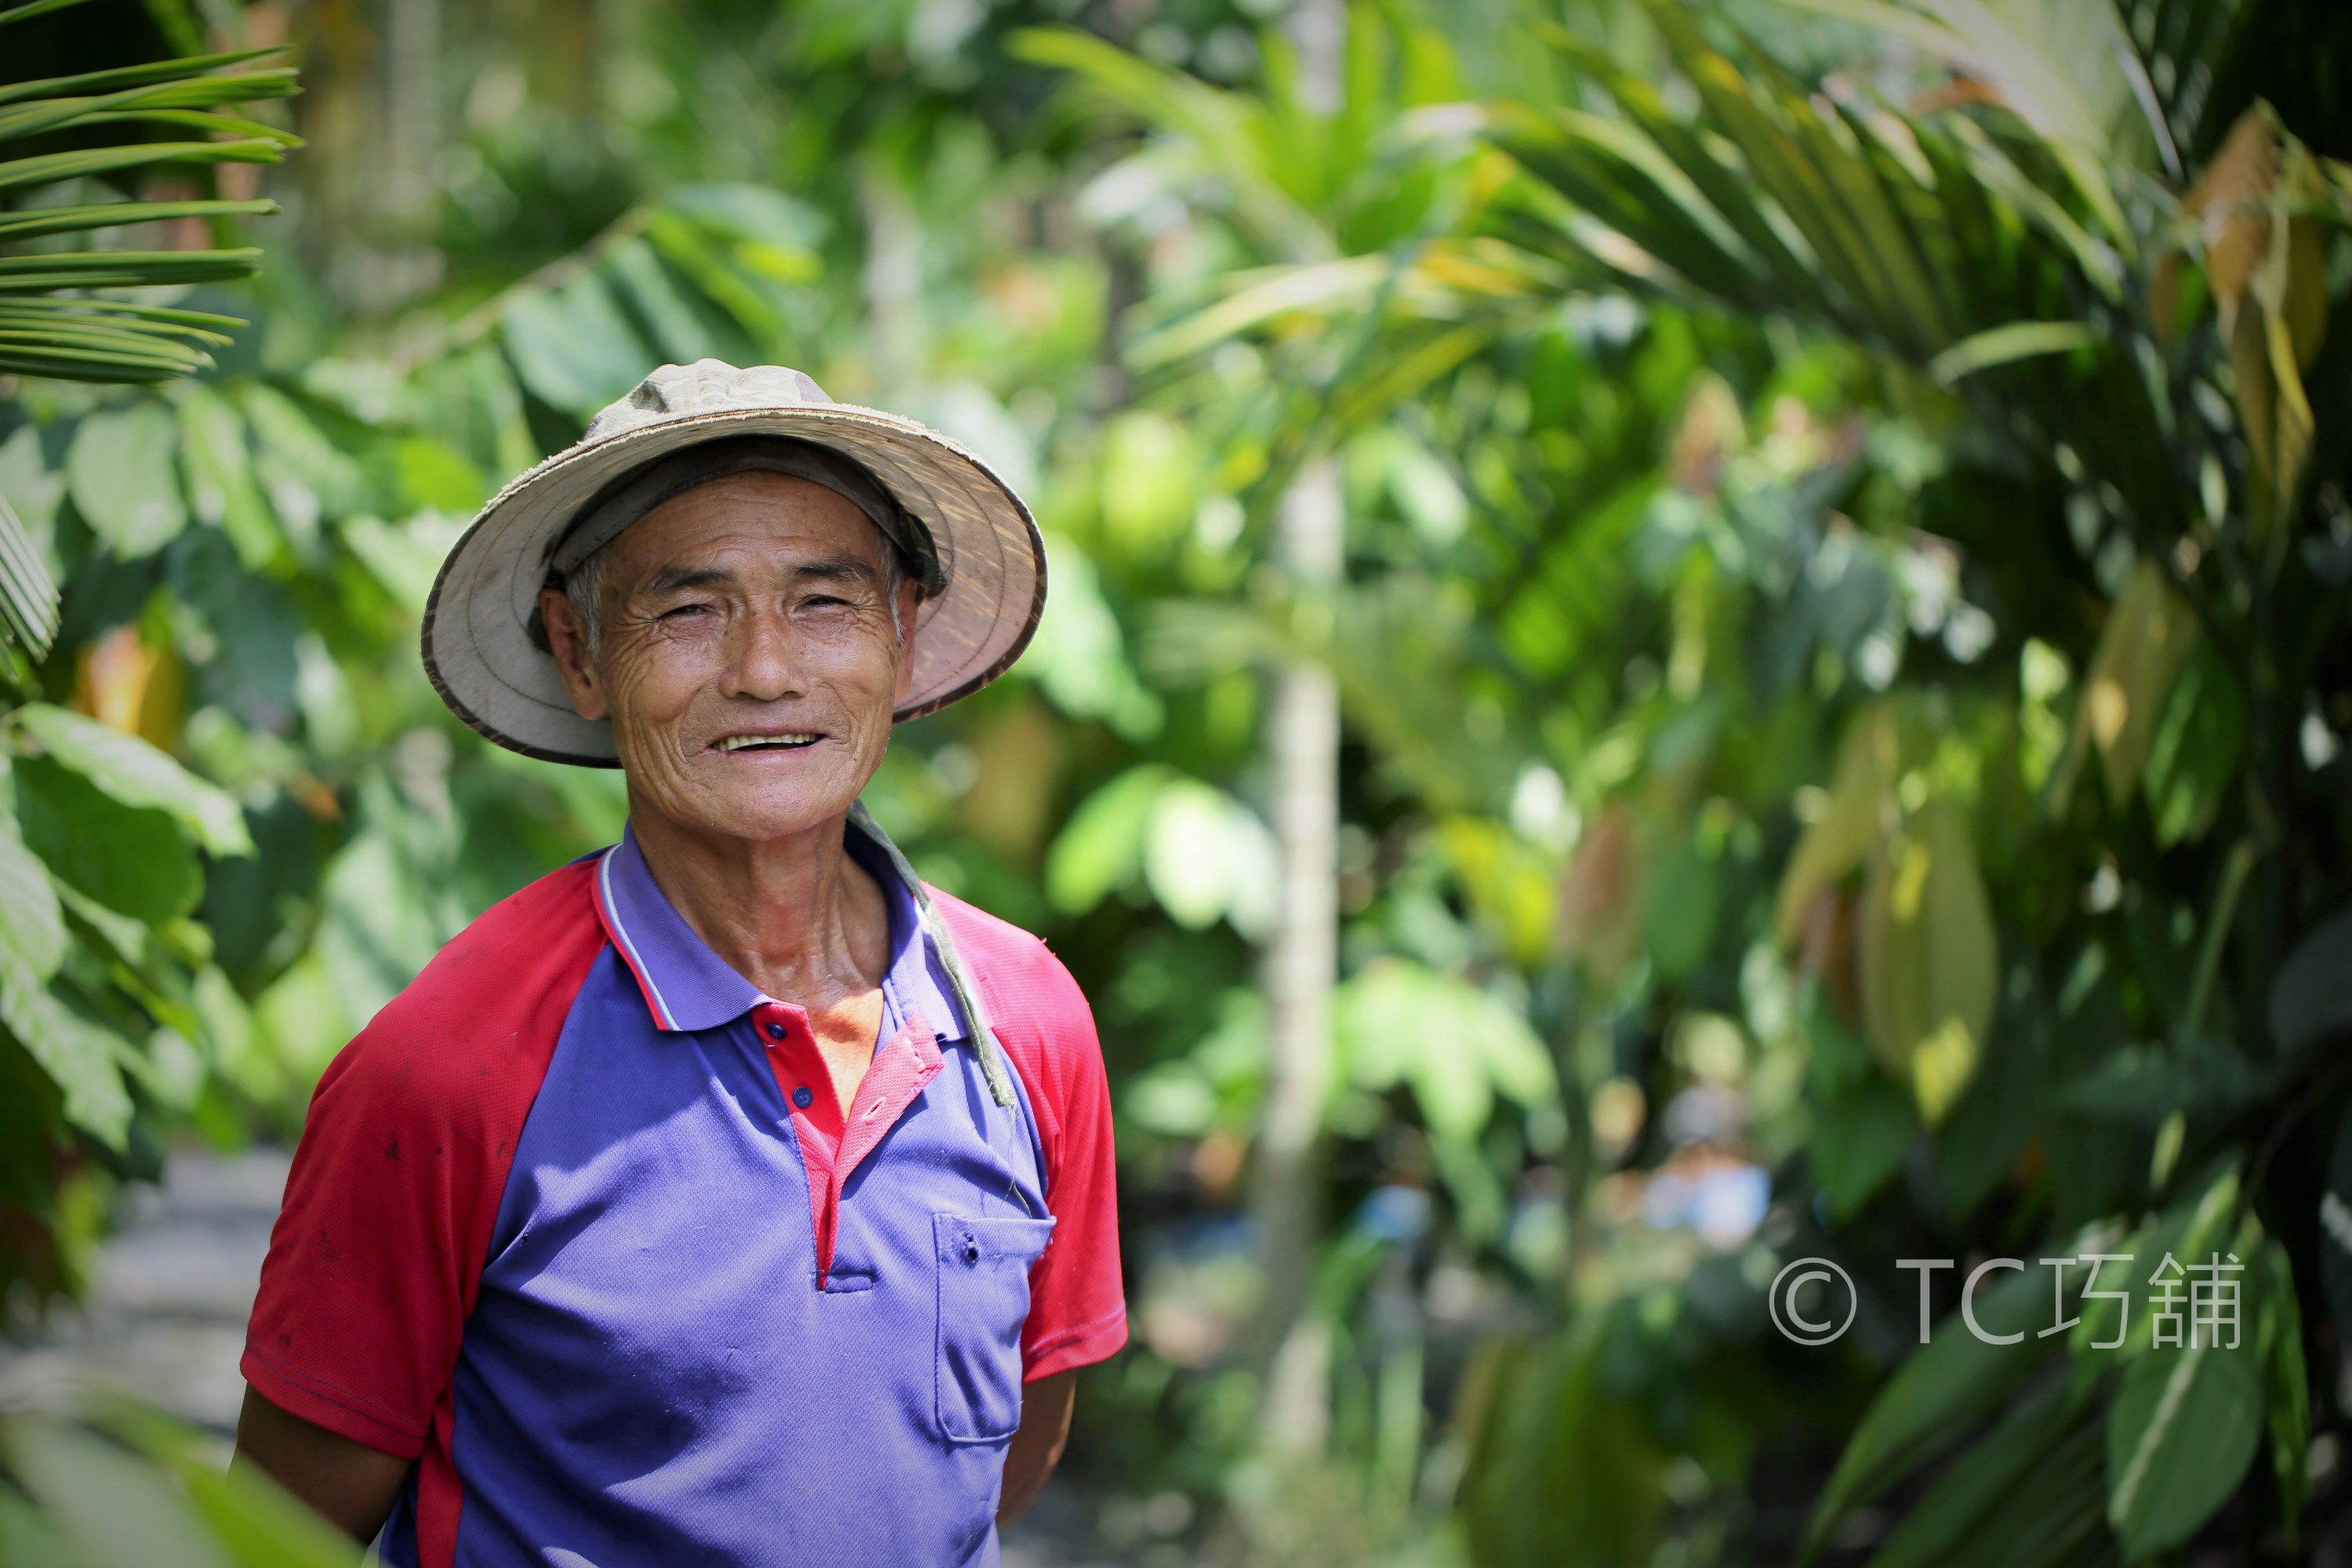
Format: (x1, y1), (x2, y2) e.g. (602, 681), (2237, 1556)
(932, 1212), (1057, 1444)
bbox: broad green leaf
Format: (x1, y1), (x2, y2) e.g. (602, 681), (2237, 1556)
(1642, 830), (1720, 980)
(0, 1483), (87, 1568)
(1925, 1415), (2111, 1568)
(0, 1415), (228, 1568)
(66, 400), (187, 557)
(2058, 560), (2199, 811)
(1044, 764), (1172, 913)
(13, 754), (201, 923)
(2070, 1160), (2241, 1365)
(392, 437), (487, 514)
(1809, 1260), (2057, 1541)
(1438, 816), (1559, 971)
(2270, 902), (2352, 1061)
(2143, 640), (2245, 846)
(1813, 1066), (1913, 1220)
(2251, 1240), (2310, 1537)
(1857, 800), (1995, 1125)
(1143, 777), (1276, 938)
(1337, 959), (1554, 1148)
(1774, 702), (1892, 944)
(0, 815), (64, 978)
(602, 234), (733, 367)
(13, 703), (252, 856)
(97, 1404), (357, 1568)
(1458, 1330), (1668, 1568)
(2104, 1338), (2263, 1559)
(1931, 1002), (2042, 1221)
(0, 942), (130, 1147)
(1865, 1376), (2080, 1568)
(499, 273), (655, 419)
(177, 385), (282, 571)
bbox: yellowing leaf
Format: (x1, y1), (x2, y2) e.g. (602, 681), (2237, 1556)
(2059, 561), (2199, 811)
(1775, 703), (1894, 946)
(1558, 803), (1644, 985)
(1857, 801), (1995, 1125)
(2183, 108), (2277, 326)
(1440, 815), (1558, 969)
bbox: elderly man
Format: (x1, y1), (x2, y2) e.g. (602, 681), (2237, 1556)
(232, 362), (1125, 1567)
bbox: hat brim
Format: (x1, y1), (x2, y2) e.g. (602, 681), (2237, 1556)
(421, 403), (1047, 767)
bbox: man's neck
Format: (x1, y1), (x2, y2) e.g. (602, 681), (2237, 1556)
(625, 803), (893, 1011)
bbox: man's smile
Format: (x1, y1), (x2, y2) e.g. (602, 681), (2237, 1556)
(713, 731), (823, 753)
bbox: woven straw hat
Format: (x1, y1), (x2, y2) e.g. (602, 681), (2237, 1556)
(420, 361), (1047, 766)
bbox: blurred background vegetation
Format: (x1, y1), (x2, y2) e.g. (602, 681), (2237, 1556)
(3, 0), (2352, 1563)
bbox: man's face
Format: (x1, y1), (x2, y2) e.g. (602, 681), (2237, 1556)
(540, 470), (919, 844)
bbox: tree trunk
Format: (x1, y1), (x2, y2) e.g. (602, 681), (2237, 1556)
(1251, 455), (1341, 1456)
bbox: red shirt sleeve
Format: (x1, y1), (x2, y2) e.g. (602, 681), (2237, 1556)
(935, 894), (1128, 1382)
(241, 861), (606, 1456)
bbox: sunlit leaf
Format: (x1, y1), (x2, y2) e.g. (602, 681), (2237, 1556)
(2105, 1338), (2263, 1558)
(2142, 638), (2243, 845)
(0, 947), (130, 1146)
(13, 702), (252, 856)
(178, 386), (282, 572)
(499, 273), (655, 419)
(1925, 320), (2097, 386)
(0, 815), (64, 981)
(0, 1415), (228, 1567)
(66, 400), (187, 557)
(1458, 1330), (1667, 1568)
(2056, 560), (2199, 813)
(1809, 1263), (2059, 1544)
(1857, 800), (1994, 1125)
(1864, 1377), (2083, 1568)
(2251, 1240), (2310, 1537)
(1775, 704), (1893, 945)
(1044, 763), (1172, 913)
(14, 754), (201, 922)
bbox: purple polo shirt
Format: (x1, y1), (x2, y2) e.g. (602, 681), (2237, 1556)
(244, 815), (1127, 1567)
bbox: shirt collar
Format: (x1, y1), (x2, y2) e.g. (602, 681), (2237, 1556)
(592, 816), (965, 1041)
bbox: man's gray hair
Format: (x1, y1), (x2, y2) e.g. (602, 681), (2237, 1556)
(564, 518), (915, 656)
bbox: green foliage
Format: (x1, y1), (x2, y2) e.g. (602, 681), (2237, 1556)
(0, 1406), (353, 1567)
(4, 0), (2350, 1563)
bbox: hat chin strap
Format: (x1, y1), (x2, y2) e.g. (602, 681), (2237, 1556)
(846, 800), (1018, 1112)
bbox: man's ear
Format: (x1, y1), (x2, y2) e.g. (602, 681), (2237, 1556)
(890, 580), (924, 708)
(539, 587), (612, 722)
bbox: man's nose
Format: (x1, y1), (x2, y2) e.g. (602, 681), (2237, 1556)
(720, 604), (808, 702)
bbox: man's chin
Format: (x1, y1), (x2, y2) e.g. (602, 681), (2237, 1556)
(648, 757), (872, 845)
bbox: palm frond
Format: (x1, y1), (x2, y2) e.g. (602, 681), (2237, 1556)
(0, 20), (297, 654)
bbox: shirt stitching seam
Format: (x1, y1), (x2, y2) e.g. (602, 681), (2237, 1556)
(1025, 1302), (1127, 1356)
(242, 1338), (430, 1436)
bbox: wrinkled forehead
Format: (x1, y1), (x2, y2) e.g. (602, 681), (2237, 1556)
(614, 470), (893, 572)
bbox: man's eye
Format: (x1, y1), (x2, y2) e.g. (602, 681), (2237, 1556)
(659, 603), (712, 619)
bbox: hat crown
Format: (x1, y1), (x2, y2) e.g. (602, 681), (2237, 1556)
(583, 361), (834, 445)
